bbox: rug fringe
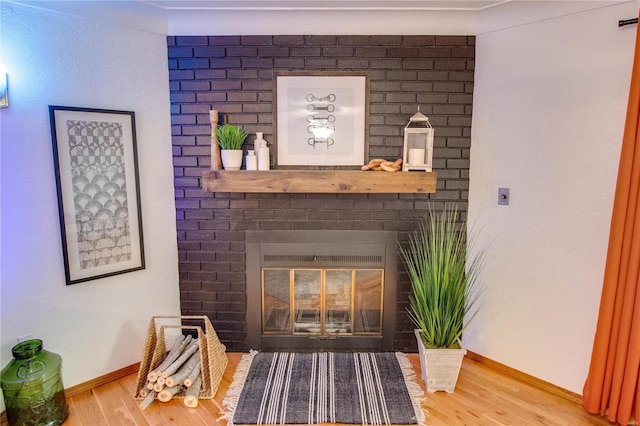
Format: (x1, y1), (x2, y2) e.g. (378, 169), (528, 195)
(219, 349), (258, 426)
(395, 352), (427, 426)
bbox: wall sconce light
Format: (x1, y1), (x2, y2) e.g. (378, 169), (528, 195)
(0, 66), (8, 108)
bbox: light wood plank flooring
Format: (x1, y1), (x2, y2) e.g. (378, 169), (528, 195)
(2, 353), (612, 426)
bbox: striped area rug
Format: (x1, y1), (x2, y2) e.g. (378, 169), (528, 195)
(221, 352), (425, 425)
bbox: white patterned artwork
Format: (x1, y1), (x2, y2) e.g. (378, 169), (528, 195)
(67, 120), (131, 268)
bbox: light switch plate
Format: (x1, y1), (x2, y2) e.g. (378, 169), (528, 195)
(498, 187), (510, 206)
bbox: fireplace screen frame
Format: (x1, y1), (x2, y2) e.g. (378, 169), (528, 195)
(246, 230), (397, 351)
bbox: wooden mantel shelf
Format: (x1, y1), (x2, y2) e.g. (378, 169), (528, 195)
(202, 170), (436, 193)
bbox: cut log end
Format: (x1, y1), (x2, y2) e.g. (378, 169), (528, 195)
(183, 375), (202, 408)
(140, 390), (157, 410)
(157, 385), (182, 403)
(183, 395), (199, 408)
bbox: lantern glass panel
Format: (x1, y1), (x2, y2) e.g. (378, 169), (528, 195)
(406, 132), (427, 165)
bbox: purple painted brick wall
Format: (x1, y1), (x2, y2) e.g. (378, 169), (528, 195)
(168, 35), (475, 351)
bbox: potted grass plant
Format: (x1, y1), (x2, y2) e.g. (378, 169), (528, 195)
(399, 203), (485, 393)
(216, 124), (250, 170)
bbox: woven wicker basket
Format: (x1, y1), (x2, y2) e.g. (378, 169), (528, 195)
(134, 315), (227, 400)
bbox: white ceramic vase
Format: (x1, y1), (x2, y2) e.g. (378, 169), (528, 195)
(414, 329), (466, 393)
(221, 150), (243, 170)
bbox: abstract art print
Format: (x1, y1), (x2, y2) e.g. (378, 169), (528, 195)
(49, 106), (145, 285)
(276, 73), (367, 167)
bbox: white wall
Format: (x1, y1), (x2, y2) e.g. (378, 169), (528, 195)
(0, 1), (180, 396)
(467, 1), (638, 393)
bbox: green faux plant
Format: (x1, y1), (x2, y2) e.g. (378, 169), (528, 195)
(399, 203), (485, 349)
(216, 124), (250, 150)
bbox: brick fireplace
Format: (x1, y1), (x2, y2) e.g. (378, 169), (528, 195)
(169, 34), (474, 352)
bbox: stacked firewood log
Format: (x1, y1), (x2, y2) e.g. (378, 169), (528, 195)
(138, 334), (203, 410)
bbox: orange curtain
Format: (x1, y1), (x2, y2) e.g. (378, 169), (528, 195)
(582, 12), (640, 426)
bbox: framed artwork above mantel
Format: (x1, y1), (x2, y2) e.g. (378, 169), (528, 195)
(275, 72), (368, 168)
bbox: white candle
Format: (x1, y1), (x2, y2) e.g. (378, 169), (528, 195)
(408, 148), (425, 165)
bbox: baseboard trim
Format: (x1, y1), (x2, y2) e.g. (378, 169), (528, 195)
(65, 362), (140, 398)
(465, 350), (582, 405)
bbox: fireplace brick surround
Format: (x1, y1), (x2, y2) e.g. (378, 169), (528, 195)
(168, 34), (474, 352)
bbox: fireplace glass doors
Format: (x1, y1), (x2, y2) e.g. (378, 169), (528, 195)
(246, 230), (397, 351)
(262, 268), (383, 336)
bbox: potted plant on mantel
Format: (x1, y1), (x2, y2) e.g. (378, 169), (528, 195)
(399, 203), (485, 393)
(216, 123), (250, 170)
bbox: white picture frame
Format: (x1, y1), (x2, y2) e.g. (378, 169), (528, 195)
(276, 74), (367, 167)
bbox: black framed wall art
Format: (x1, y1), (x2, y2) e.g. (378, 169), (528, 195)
(49, 106), (145, 285)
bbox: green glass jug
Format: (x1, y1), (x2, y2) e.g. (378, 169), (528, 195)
(0, 339), (69, 426)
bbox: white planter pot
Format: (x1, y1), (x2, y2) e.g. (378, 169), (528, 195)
(221, 150), (243, 170)
(414, 329), (466, 393)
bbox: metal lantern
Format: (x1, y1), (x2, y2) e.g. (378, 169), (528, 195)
(402, 109), (434, 172)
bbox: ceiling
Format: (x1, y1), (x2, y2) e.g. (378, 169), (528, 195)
(138, 0), (512, 11)
(6, 0), (634, 35)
